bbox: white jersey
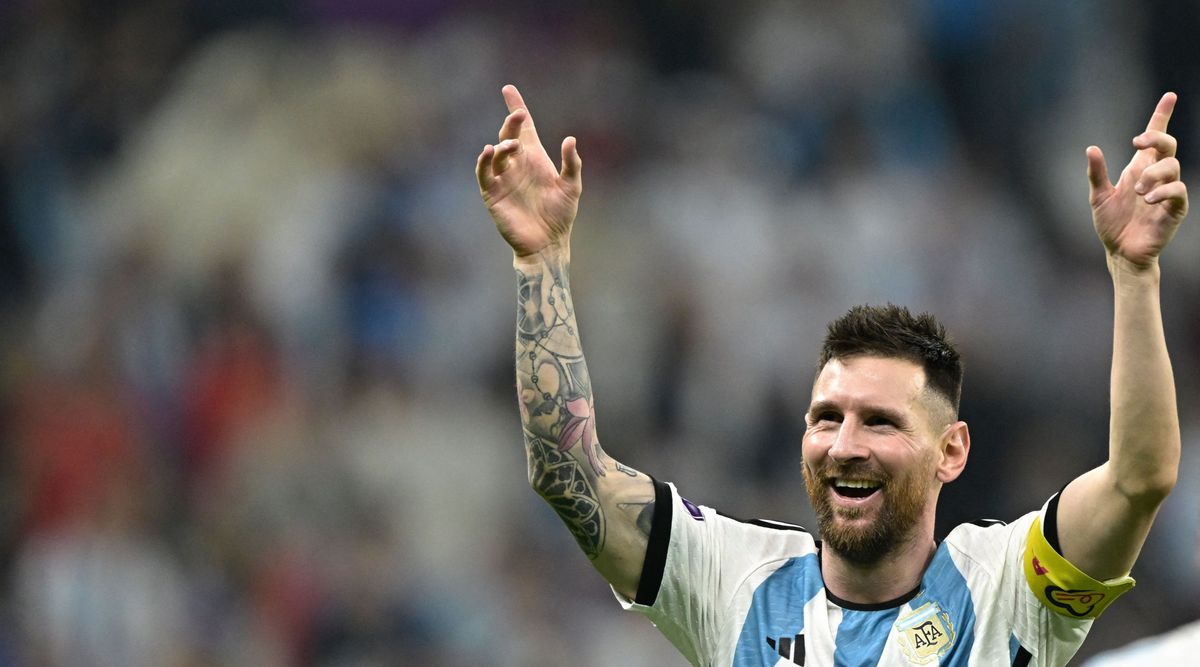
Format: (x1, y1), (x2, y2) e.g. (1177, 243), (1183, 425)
(615, 480), (1134, 667)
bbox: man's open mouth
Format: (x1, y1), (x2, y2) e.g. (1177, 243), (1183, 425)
(830, 478), (882, 499)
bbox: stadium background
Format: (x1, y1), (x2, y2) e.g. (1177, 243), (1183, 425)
(0, 0), (1198, 664)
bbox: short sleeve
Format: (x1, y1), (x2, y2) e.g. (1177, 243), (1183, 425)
(1007, 494), (1135, 665)
(612, 479), (815, 666)
(1022, 514), (1135, 620)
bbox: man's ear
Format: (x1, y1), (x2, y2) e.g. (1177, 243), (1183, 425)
(937, 421), (970, 483)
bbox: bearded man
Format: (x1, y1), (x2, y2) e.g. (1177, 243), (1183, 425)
(474, 85), (1187, 666)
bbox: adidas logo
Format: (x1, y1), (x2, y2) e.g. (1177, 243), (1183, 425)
(766, 633), (804, 665)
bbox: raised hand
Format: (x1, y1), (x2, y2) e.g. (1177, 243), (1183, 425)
(1087, 93), (1189, 269)
(476, 85), (582, 258)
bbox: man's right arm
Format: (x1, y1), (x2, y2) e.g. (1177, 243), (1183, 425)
(514, 247), (656, 598)
(475, 85), (655, 598)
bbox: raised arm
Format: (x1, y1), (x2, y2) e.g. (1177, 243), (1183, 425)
(475, 85), (655, 597)
(1056, 92), (1188, 580)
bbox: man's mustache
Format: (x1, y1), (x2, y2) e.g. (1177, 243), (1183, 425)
(810, 463), (888, 484)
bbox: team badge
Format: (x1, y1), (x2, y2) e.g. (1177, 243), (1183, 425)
(894, 601), (956, 664)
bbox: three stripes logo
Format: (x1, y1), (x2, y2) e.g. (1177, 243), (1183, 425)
(765, 633), (805, 665)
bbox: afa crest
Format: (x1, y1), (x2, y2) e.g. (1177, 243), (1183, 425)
(895, 601), (956, 664)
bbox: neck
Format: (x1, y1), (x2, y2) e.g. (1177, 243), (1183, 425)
(821, 532), (937, 605)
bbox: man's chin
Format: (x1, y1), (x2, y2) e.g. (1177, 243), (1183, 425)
(828, 510), (877, 530)
(814, 500), (898, 564)
(821, 523), (894, 565)
(822, 514), (881, 543)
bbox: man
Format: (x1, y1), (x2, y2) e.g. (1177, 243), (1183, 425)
(475, 85), (1187, 665)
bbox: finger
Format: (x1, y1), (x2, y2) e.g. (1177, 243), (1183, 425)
(502, 84), (528, 113)
(492, 138), (522, 175)
(501, 84), (542, 146)
(1144, 92), (1177, 133)
(476, 144), (495, 190)
(498, 108), (527, 142)
(1086, 146), (1113, 202)
(1132, 130), (1177, 158)
(560, 136), (581, 188)
(1143, 180), (1188, 215)
(1135, 157), (1180, 195)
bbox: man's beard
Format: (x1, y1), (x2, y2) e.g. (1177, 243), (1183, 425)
(802, 462), (930, 566)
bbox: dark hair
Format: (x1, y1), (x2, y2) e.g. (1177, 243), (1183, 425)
(818, 304), (963, 414)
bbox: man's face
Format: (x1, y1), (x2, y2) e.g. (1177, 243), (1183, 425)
(802, 355), (947, 565)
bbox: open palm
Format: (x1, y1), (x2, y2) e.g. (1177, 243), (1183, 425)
(1088, 93), (1189, 268)
(476, 85), (582, 258)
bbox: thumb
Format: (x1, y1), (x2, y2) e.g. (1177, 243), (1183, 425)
(560, 136), (582, 189)
(1086, 146), (1112, 203)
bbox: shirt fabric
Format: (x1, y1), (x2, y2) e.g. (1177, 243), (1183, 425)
(615, 479), (1133, 666)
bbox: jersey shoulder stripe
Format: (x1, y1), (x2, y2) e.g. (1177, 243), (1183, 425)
(716, 512), (810, 533)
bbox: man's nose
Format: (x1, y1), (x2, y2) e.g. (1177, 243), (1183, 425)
(828, 421), (869, 462)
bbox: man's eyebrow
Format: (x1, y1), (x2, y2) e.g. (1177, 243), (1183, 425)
(806, 400), (840, 416)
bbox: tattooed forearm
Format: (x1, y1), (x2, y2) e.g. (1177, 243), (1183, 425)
(516, 252), (610, 558)
(527, 432), (605, 558)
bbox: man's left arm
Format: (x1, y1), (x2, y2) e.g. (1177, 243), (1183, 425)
(1057, 92), (1188, 580)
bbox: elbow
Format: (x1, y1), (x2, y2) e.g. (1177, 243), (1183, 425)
(1146, 472), (1178, 502)
(1114, 470), (1177, 507)
(1110, 438), (1180, 506)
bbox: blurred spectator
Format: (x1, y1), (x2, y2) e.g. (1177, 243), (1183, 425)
(14, 455), (188, 666)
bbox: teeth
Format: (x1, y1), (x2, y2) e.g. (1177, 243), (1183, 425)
(835, 479), (881, 489)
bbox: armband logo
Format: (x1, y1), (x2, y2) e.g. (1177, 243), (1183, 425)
(1031, 556), (1048, 576)
(1044, 586), (1107, 617)
(894, 601), (956, 664)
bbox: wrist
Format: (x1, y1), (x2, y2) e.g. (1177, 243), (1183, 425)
(513, 240), (570, 269)
(1107, 254), (1162, 297)
(1107, 254), (1161, 281)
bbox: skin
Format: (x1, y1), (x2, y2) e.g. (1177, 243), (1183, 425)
(475, 85), (1187, 606)
(476, 85), (653, 599)
(1056, 93), (1187, 580)
(803, 356), (968, 603)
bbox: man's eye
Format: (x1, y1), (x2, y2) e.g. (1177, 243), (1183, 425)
(865, 415), (896, 427)
(813, 411), (842, 423)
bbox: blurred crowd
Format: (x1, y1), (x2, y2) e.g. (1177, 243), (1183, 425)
(1, 0), (1198, 664)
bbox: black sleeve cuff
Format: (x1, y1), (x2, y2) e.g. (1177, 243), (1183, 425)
(1044, 488), (1063, 555)
(634, 477), (673, 606)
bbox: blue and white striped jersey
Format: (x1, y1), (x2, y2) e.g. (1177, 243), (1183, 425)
(615, 480), (1134, 666)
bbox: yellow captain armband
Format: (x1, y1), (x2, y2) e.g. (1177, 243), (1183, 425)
(1023, 516), (1135, 619)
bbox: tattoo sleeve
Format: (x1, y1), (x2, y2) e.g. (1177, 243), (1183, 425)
(516, 252), (614, 559)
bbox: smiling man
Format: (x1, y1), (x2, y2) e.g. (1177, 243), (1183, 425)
(475, 86), (1187, 666)
(803, 308), (967, 597)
